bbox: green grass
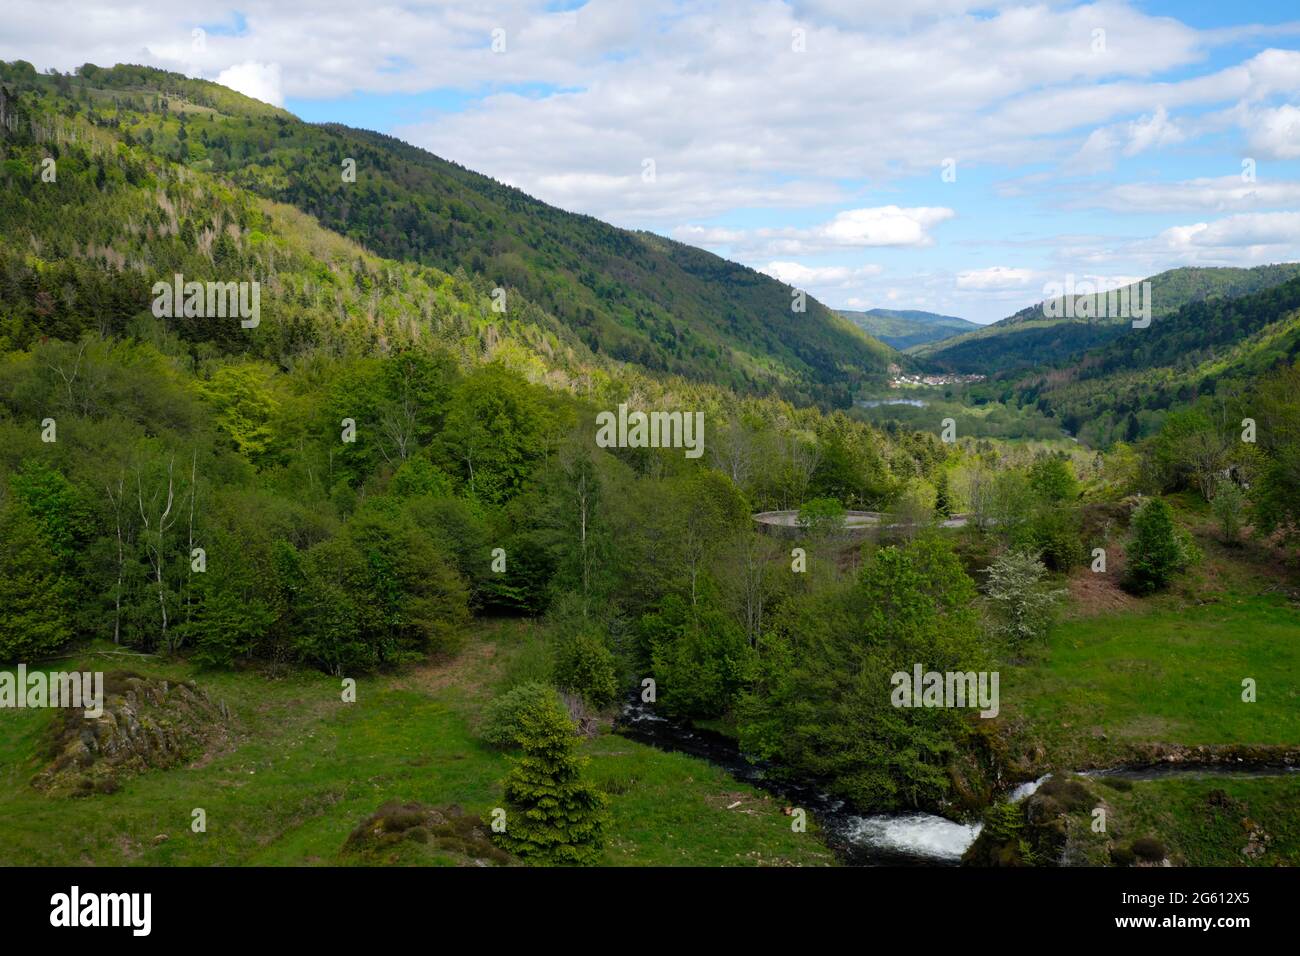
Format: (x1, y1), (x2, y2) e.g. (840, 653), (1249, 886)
(1049, 774), (1300, 867)
(0, 622), (833, 867)
(1000, 592), (1300, 767)
(1106, 775), (1300, 866)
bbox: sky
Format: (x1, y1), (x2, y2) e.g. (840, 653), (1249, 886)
(4, 1), (1300, 323)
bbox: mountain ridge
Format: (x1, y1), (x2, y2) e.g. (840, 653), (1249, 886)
(836, 307), (978, 350)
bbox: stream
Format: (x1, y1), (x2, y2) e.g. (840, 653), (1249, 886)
(616, 698), (1298, 866)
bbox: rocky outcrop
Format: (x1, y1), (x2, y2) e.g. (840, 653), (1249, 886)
(963, 777), (1099, 867)
(33, 671), (232, 797)
(344, 801), (515, 866)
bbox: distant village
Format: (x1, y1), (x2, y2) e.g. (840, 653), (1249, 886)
(887, 364), (986, 388)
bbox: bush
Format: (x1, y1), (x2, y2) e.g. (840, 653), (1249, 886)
(1028, 455), (1080, 503)
(797, 497), (846, 536)
(643, 597), (754, 718)
(0, 503), (73, 662)
(552, 627), (620, 709)
(1037, 777), (1094, 812)
(1210, 478), (1247, 545)
(1130, 836), (1167, 862)
(1109, 844), (1136, 866)
(480, 681), (569, 749)
(984, 550), (1066, 649)
(1014, 505), (1086, 571)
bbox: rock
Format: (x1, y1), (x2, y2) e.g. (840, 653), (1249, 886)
(343, 801), (515, 866)
(32, 671), (233, 798)
(1241, 819), (1271, 860)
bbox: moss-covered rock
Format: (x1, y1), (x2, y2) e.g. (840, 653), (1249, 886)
(33, 671), (232, 797)
(963, 777), (1102, 867)
(344, 801), (515, 866)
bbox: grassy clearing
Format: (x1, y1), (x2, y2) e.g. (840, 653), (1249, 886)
(999, 502), (1300, 767)
(1000, 592), (1300, 766)
(0, 620), (832, 867)
(1045, 773), (1300, 867)
(1100, 775), (1300, 867)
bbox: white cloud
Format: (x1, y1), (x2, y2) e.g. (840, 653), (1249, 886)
(1075, 176), (1300, 213)
(1066, 105), (1185, 172)
(955, 266), (1038, 290)
(759, 261), (883, 286)
(216, 61), (283, 107)
(818, 206), (955, 247)
(1245, 104), (1300, 159)
(1123, 105), (1184, 156)
(674, 205), (954, 258)
(1149, 212), (1300, 253)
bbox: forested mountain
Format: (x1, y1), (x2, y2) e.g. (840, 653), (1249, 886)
(987, 274), (1300, 446)
(836, 308), (978, 350)
(0, 61), (889, 407)
(0, 56), (936, 670)
(916, 265), (1300, 373)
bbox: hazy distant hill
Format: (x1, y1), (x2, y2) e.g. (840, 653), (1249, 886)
(836, 308), (978, 350)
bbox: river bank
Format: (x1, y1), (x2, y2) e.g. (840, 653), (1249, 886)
(616, 697), (1299, 866)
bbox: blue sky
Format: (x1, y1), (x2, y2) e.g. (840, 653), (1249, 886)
(7, 0), (1299, 322)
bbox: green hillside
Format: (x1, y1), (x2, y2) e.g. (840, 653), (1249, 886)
(837, 308), (978, 350)
(0, 61), (889, 407)
(1003, 274), (1300, 446)
(916, 265), (1300, 374)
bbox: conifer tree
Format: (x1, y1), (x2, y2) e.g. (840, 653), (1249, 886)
(1122, 497), (1184, 595)
(492, 694), (607, 865)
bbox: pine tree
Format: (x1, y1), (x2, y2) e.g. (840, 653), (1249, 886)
(933, 471), (953, 518)
(492, 695), (608, 865)
(1122, 497), (1184, 595)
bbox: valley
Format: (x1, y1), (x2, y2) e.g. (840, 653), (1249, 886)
(0, 59), (1296, 879)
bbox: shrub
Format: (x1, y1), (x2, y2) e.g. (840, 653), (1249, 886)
(1028, 455), (1080, 503)
(1038, 777), (1094, 812)
(1015, 505), (1086, 571)
(984, 550), (1066, 649)
(645, 599), (754, 718)
(0, 503), (73, 662)
(552, 627), (620, 709)
(1130, 836), (1167, 862)
(480, 681), (569, 749)
(1110, 844), (1136, 866)
(797, 497), (846, 537)
(1210, 478), (1247, 545)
